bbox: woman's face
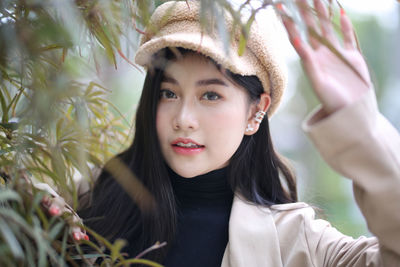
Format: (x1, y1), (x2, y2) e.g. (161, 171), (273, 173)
(156, 53), (256, 178)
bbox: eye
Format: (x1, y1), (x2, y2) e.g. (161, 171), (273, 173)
(201, 91), (221, 101)
(160, 89), (177, 99)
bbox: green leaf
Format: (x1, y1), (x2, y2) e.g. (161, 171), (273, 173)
(48, 221), (65, 241)
(60, 227), (69, 263)
(87, 153), (103, 166)
(56, 118), (65, 140)
(115, 258), (164, 267)
(0, 87), (9, 123)
(237, 14), (255, 56)
(110, 238), (126, 262)
(0, 147), (16, 156)
(32, 217), (48, 267)
(69, 253), (106, 259)
(0, 189), (22, 203)
(27, 166), (60, 185)
(20, 235), (36, 266)
(29, 191), (47, 217)
(83, 226), (113, 249)
(92, 25), (117, 68)
(0, 218), (24, 260)
(238, 34), (247, 57)
(7, 87), (25, 118)
(0, 209), (32, 236)
(86, 90), (107, 99)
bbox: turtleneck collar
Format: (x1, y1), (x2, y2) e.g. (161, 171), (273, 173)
(168, 166), (234, 207)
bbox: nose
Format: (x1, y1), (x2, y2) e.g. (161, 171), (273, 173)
(173, 101), (199, 131)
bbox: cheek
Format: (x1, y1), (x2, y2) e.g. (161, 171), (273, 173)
(221, 98), (249, 132)
(205, 103), (248, 151)
(211, 111), (245, 134)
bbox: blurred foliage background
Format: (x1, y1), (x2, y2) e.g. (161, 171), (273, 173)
(0, 0), (399, 265)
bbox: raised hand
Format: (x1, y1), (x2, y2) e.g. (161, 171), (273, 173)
(279, 0), (372, 115)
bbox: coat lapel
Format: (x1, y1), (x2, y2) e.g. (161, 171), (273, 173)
(221, 194), (283, 267)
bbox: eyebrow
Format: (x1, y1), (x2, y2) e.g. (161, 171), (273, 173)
(196, 78), (227, 87)
(162, 76), (227, 87)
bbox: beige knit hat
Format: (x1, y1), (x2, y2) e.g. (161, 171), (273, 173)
(135, 1), (288, 116)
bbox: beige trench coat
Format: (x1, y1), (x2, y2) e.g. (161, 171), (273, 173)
(221, 89), (400, 267)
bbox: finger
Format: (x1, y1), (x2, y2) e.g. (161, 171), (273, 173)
(48, 203), (61, 216)
(296, 0), (320, 49)
(65, 210), (88, 241)
(281, 22), (321, 95)
(313, 0), (338, 45)
(340, 8), (356, 49)
(42, 195), (66, 217)
(71, 227), (89, 241)
(281, 14), (313, 61)
(51, 196), (69, 214)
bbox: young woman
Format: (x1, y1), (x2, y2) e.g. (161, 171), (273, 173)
(74, 0), (400, 266)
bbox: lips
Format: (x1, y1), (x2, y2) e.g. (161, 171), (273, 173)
(174, 142), (202, 148)
(171, 138), (205, 155)
(171, 138), (204, 148)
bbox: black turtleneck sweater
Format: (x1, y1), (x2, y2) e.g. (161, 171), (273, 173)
(163, 167), (234, 267)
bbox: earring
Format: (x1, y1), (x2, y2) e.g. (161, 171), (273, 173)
(245, 124), (254, 132)
(254, 110), (266, 123)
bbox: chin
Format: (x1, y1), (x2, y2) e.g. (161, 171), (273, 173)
(175, 169), (201, 178)
(171, 166), (208, 178)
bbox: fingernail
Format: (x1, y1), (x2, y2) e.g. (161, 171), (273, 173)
(340, 8), (346, 16)
(49, 206), (60, 216)
(276, 3), (283, 11)
(84, 234), (89, 241)
(73, 232), (81, 241)
(293, 37), (301, 49)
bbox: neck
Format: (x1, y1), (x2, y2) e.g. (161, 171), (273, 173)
(168, 167), (234, 207)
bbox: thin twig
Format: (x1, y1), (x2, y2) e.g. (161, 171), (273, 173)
(135, 241), (167, 259)
(116, 49), (143, 73)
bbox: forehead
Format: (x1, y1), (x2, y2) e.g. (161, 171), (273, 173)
(163, 52), (222, 78)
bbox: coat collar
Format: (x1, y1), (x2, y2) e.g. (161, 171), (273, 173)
(221, 194), (284, 267)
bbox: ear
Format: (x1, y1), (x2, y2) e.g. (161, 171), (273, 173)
(244, 93), (271, 136)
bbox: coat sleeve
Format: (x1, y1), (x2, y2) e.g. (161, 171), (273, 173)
(302, 88), (400, 266)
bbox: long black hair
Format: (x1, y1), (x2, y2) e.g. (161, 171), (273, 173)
(78, 48), (297, 263)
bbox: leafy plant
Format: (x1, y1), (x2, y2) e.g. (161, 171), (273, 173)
(0, 0), (147, 265)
